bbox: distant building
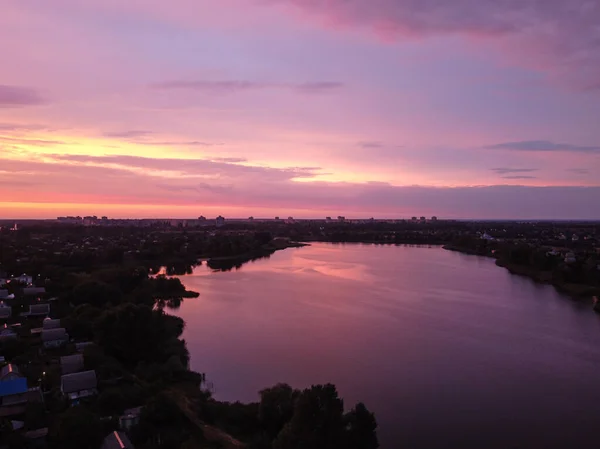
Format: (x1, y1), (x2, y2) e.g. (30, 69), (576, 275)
(419, 216), (426, 223)
(0, 302), (11, 320)
(0, 365), (28, 417)
(75, 341), (93, 353)
(325, 217), (332, 223)
(23, 287), (46, 297)
(61, 370), (98, 403)
(481, 233), (495, 241)
(564, 252), (577, 264)
(0, 324), (17, 341)
(411, 217), (418, 222)
(42, 328), (69, 348)
(0, 364), (21, 382)
(248, 216), (254, 222)
(286, 216), (295, 224)
(25, 304), (50, 318)
(42, 318), (61, 330)
(0, 290), (9, 299)
(101, 430), (135, 449)
(337, 216), (346, 223)
(60, 354), (85, 375)
(215, 216), (225, 227)
(572, 234), (579, 242)
(14, 274), (32, 285)
(119, 406), (143, 431)
(431, 216), (438, 222)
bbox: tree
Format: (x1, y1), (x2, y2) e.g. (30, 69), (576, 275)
(72, 280), (122, 308)
(94, 303), (185, 367)
(259, 383), (298, 439)
(54, 406), (103, 449)
(274, 384), (344, 449)
(344, 403), (379, 449)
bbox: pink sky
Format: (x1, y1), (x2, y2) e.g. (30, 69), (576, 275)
(1, 0), (599, 219)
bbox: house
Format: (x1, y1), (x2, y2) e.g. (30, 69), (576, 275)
(0, 302), (11, 320)
(216, 215), (225, 227)
(42, 318), (61, 330)
(14, 274), (33, 285)
(61, 370), (97, 403)
(101, 430), (135, 449)
(119, 406), (142, 431)
(564, 252), (577, 264)
(25, 303), (50, 317)
(75, 341), (93, 353)
(23, 287), (46, 297)
(42, 328), (69, 348)
(0, 324), (17, 341)
(0, 364), (21, 382)
(60, 354), (84, 375)
(0, 365), (28, 417)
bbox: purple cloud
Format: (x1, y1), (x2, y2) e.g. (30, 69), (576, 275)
(276, 0), (600, 90)
(0, 85), (45, 107)
(358, 141), (385, 149)
(487, 141), (600, 153)
(103, 130), (154, 138)
(150, 80), (343, 94)
(566, 168), (590, 175)
(501, 175), (538, 180)
(491, 168), (538, 175)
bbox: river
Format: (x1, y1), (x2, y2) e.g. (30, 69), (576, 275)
(172, 243), (600, 449)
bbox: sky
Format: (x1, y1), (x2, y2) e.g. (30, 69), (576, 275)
(1, 0), (599, 219)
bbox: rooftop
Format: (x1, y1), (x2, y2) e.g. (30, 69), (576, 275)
(0, 378), (28, 398)
(61, 370), (97, 394)
(101, 431), (135, 449)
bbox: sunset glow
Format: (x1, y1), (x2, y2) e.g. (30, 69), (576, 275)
(1, 0), (599, 218)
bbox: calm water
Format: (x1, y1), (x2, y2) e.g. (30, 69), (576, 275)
(173, 243), (600, 449)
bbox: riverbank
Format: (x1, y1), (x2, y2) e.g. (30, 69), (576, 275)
(444, 244), (600, 299)
(205, 239), (308, 270)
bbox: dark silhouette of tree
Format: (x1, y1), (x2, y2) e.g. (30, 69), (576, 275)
(54, 406), (103, 449)
(259, 383), (299, 439)
(274, 384), (345, 449)
(344, 403), (379, 449)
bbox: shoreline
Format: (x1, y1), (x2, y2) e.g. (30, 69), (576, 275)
(443, 244), (599, 299)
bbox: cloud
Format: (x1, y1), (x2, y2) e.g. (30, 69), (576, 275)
(2, 152), (600, 218)
(102, 130), (154, 138)
(150, 80), (343, 94)
(566, 168), (590, 175)
(101, 129), (222, 147)
(275, 0), (600, 90)
(0, 136), (67, 146)
(46, 153), (322, 181)
(358, 141), (384, 149)
(210, 157), (247, 163)
(491, 168), (538, 175)
(0, 123), (49, 131)
(486, 141), (600, 153)
(0, 85), (46, 107)
(501, 175), (537, 180)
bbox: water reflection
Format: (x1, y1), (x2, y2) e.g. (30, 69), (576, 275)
(172, 243), (600, 449)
